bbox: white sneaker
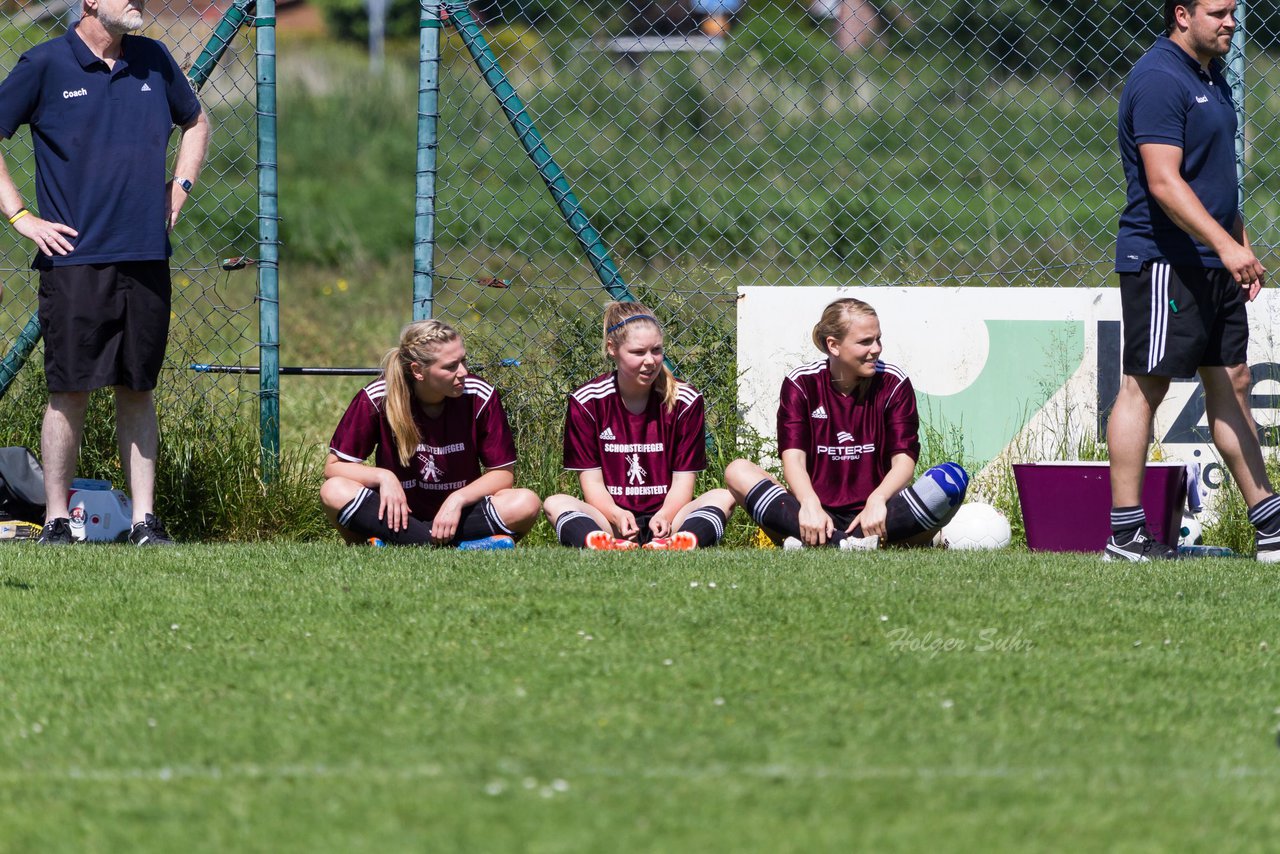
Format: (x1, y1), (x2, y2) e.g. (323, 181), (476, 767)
(783, 536), (804, 551)
(839, 534), (879, 551)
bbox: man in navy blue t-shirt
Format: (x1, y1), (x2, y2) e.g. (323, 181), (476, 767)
(1108, 0), (1280, 562)
(0, 0), (210, 546)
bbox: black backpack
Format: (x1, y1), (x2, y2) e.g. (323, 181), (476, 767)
(0, 447), (45, 524)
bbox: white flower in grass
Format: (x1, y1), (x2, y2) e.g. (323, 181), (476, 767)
(713, 697), (725, 706)
(522, 777), (537, 790)
(879, 615), (888, 622)
(170, 624), (180, 631)
(690, 581), (699, 588)
(484, 780), (506, 796)
(941, 699), (954, 710)
(707, 582), (716, 589)
(551, 778), (569, 792)
(662, 659), (673, 666)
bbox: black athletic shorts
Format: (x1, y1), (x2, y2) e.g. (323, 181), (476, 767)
(39, 261), (172, 393)
(1119, 262), (1248, 378)
(761, 505), (858, 547)
(614, 511), (657, 545)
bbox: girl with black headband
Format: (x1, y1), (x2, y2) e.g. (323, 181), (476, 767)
(542, 301), (736, 550)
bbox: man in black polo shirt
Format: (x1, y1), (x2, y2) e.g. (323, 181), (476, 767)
(1108, 0), (1280, 562)
(0, 0), (210, 545)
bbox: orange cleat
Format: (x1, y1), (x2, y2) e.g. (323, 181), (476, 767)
(585, 530), (616, 551)
(642, 532), (698, 550)
(669, 531), (698, 550)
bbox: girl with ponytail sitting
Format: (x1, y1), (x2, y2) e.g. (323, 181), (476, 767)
(321, 320), (541, 548)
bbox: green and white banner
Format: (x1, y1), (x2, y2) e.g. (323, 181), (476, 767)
(737, 287), (1280, 504)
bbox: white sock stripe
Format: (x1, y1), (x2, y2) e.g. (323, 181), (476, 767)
(750, 484), (787, 520)
(1257, 533), (1280, 546)
(686, 508), (725, 539)
(1110, 509), (1146, 524)
(554, 510), (591, 538)
(901, 490), (936, 527)
(338, 488), (375, 527)
(482, 497), (515, 536)
(1249, 495), (1280, 524)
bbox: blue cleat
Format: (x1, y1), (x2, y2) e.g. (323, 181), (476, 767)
(457, 534), (515, 551)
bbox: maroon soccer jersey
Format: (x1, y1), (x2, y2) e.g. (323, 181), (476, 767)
(562, 372), (707, 514)
(777, 359), (920, 516)
(329, 375), (517, 520)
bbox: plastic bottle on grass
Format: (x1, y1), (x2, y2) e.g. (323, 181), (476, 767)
(1177, 544), (1236, 558)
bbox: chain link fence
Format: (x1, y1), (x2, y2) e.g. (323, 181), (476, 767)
(3, 0), (1280, 496)
(408, 0), (1280, 473)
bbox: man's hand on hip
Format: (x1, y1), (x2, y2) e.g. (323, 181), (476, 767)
(14, 214), (76, 257)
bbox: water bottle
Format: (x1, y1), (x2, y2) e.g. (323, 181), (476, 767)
(1177, 544), (1236, 558)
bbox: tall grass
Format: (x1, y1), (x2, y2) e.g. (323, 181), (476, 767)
(0, 365), (330, 542)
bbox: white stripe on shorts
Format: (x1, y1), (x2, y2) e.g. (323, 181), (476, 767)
(1148, 262), (1170, 372)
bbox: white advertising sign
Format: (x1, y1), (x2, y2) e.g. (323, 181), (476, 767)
(737, 287), (1280, 505)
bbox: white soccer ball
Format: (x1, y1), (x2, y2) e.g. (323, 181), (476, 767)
(1179, 515), (1203, 546)
(941, 502), (1012, 551)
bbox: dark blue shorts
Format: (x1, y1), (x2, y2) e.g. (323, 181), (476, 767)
(1119, 262), (1248, 378)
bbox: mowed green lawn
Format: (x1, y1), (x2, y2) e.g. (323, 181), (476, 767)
(3, 544), (1280, 852)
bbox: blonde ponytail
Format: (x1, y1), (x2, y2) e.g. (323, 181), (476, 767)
(381, 319), (461, 466)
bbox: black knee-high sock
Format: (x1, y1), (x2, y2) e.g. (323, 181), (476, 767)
(852, 488), (933, 542)
(849, 463), (970, 543)
(743, 479), (820, 540)
(555, 510), (605, 548)
(1248, 494), (1280, 535)
(338, 488), (432, 545)
(676, 506), (728, 547)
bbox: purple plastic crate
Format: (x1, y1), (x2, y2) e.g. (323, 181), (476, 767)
(1013, 462), (1187, 553)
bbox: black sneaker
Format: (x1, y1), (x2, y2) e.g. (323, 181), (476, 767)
(128, 514), (174, 546)
(37, 517), (74, 545)
(1256, 528), (1280, 563)
(1104, 528), (1179, 562)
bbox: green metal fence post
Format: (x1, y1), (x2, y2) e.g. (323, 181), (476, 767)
(445, 0), (635, 304)
(1229, 0), (1247, 210)
(415, 0), (443, 320)
(256, 0), (281, 480)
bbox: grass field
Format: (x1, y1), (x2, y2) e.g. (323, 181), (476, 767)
(4, 544), (1280, 851)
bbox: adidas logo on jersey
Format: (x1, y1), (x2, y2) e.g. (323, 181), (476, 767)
(811, 406), (828, 420)
(599, 427), (616, 440)
(141, 83), (152, 92)
(837, 431), (854, 443)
